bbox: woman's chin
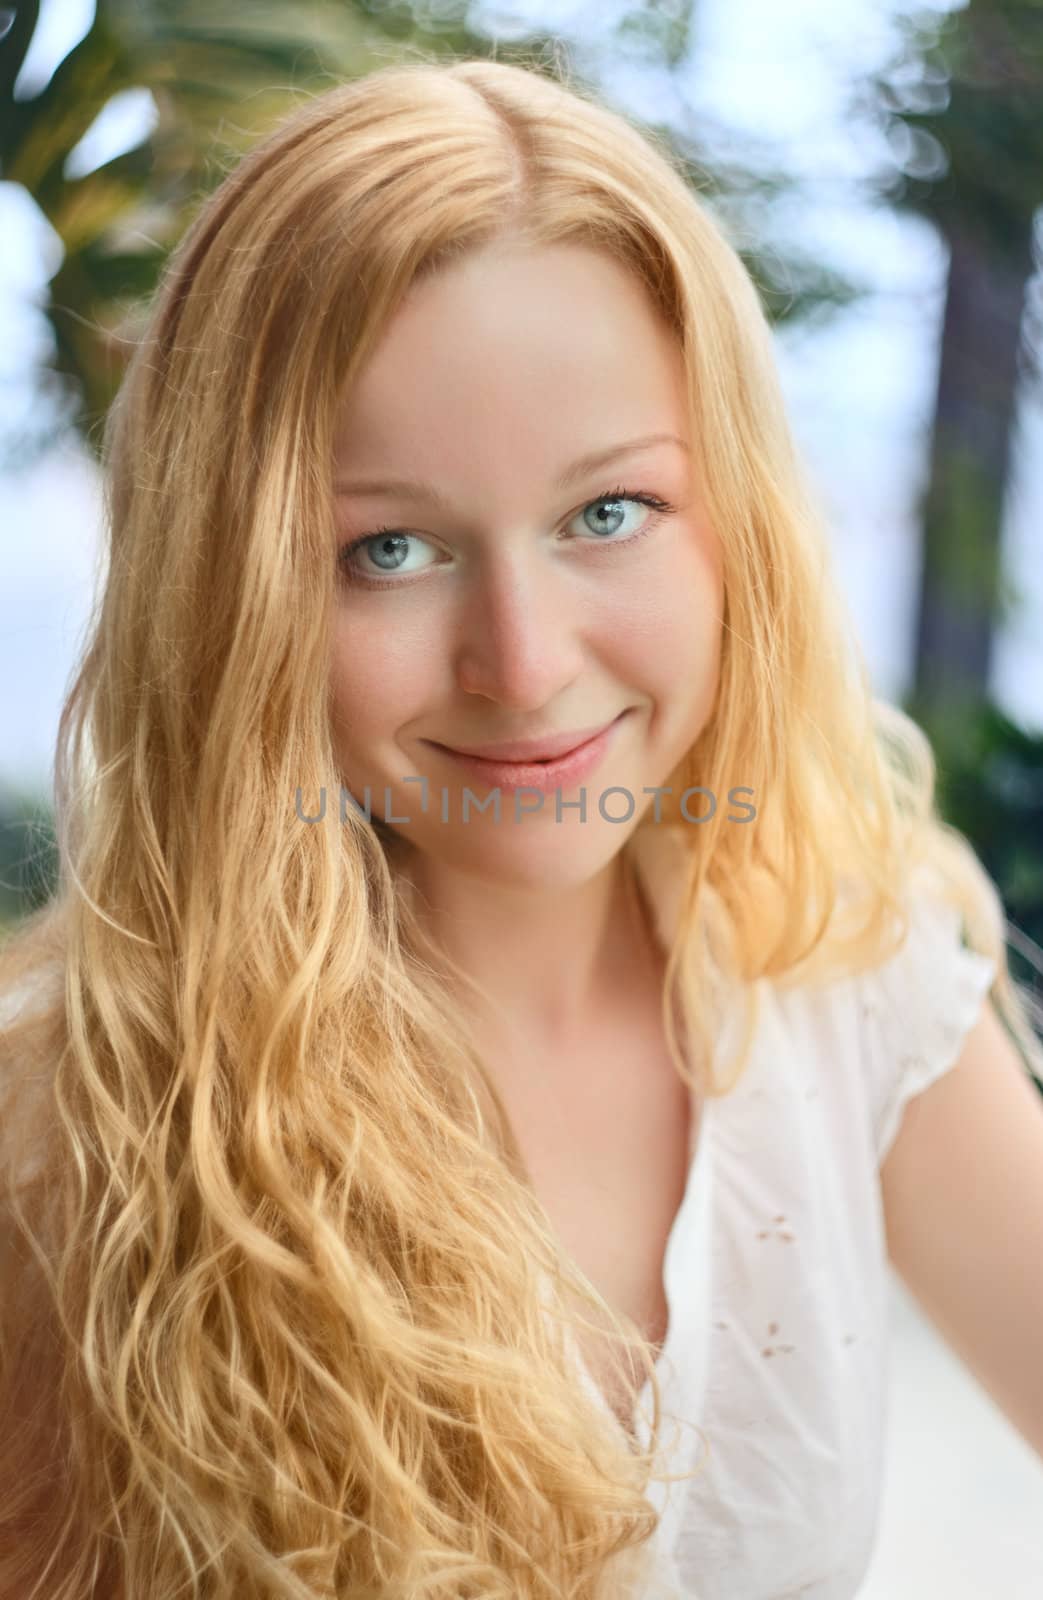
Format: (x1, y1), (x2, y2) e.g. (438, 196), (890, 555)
(393, 816), (635, 890)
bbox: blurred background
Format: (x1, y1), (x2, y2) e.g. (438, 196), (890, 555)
(1, 0), (1042, 1590)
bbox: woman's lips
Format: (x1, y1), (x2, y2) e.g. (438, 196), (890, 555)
(427, 710), (631, 793)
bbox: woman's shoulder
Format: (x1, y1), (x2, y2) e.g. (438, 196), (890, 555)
(844, 864), (998, 1163)
(762, 860), (999, 1165)
(628, 825), (1001, 1156)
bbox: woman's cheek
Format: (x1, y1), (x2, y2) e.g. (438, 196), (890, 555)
(597, 532), (719, 685)
(330, 603), (442, 770)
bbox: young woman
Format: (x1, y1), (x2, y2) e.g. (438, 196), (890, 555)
(2, 53), (1042, 1600)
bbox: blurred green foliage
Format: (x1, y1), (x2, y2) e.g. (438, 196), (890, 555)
(0, 0), (535, 455)
(868, 0), (1043, 265)
(925, 701), (1043, 946)
(0, 784), (58, 931)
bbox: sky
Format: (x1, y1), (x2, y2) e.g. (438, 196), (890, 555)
(2, 0), (1042, 800)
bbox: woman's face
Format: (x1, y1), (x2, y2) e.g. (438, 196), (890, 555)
(329, 240), (723, 888)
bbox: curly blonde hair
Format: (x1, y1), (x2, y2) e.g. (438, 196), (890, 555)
(2, 51), (1040, 1600)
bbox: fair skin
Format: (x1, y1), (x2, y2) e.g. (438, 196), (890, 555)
(327, 240), (721, 1425)
(329, 240), (723, 1058)
(881, 1000), (1043, 1461)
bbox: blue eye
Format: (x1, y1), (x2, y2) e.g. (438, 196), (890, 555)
(569, 486), (674, 542)
(337, 483), (677, 589)
(343, 529), (437, 577)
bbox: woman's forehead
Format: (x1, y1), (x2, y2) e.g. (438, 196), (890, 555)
(331, 243), (690, 483)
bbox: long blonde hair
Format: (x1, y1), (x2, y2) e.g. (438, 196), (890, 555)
(2, 52), (1040, 1600)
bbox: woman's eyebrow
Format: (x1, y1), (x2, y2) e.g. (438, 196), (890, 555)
(333, 432), (689, 505)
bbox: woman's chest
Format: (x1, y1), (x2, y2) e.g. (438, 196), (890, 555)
(665, 999), (894, 1598)
(494, 1028), (697, 1429)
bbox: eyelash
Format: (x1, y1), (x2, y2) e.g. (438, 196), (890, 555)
(336, 483), (678, 590)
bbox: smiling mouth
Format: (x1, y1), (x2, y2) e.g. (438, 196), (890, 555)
(431, 713), (628, 766)
(415, 712), (632, 796)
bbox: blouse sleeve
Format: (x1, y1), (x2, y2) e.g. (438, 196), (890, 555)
(859, 874), (998, 1166)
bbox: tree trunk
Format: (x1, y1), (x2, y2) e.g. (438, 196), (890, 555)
(911, 198), (1036, 723)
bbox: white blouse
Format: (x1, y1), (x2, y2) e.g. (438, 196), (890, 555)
(566, 821), (998, 1599)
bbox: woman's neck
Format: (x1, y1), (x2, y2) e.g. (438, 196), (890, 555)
(395, 837), (662, 1053)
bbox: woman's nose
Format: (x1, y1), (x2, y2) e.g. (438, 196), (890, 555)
(452, 551), (585, 709)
